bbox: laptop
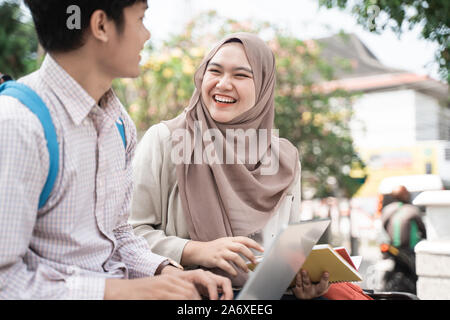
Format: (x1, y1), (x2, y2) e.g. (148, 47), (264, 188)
(236, 219), (330, 300)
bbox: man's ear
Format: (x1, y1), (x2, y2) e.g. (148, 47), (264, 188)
(89, 10), (113, 43)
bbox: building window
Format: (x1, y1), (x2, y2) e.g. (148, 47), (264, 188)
(425, 162), (433, 174)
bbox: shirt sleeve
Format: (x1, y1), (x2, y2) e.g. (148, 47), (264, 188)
(0, 98), (105, 300)
(111, 113), (168, 279)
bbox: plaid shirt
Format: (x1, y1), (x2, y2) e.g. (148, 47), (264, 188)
(0, 55), (167, 300)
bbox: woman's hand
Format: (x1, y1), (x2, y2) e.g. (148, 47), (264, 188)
(292, 269), (330, 300)
(181, 236), (264, 277)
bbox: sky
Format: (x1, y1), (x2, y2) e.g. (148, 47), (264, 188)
(144, 0), (441, 80)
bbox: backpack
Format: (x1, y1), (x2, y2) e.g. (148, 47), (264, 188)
(0, 80), (126, 210)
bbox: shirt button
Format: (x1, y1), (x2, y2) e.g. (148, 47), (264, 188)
(82, 119), (89, 126)
(67, 266), (80, 275)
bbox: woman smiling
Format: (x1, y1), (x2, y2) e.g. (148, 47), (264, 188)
(130, 32), (329, 299)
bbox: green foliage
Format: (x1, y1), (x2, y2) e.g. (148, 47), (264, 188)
(114, 11), (366, 199)
(319, 0), (450, 83)
(0, 0), (39, 78)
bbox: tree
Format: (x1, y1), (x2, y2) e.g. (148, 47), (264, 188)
(319, 0), (450, 83)
(114, 11), (366, 200)
(0, 0), (39, 78)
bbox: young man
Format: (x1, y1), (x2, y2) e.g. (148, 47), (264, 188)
(0, 74), (13, 84)
(0, 0), (232, 300)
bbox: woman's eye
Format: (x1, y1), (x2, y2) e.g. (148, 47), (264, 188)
(236, 74), (250, 78)
(208, 69), (221, 74)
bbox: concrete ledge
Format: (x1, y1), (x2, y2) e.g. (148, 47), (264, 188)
(413, 191), (450, 241)
(417, 277), (450, 300)
(412, 191), (450, 300)
(413, 190), (450, 206)
(417, 256), (450, 278)
(415, 240), (450, 255)
(416, 241), (450, 277)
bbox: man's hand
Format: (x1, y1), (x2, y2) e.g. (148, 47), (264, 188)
(292, 269), (330, 300)
(104, 275), (201, 300)
(162, 268), (233, 300)
(181, 237), (264, 277)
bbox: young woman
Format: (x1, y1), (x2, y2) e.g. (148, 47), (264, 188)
(130, 32), (330, 299)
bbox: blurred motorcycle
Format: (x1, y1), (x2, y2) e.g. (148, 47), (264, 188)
(379, 243), (417, 294)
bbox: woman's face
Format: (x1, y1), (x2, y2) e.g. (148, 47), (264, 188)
(201, 42), (256, 123)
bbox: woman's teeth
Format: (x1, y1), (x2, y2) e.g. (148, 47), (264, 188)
(214, 95), (237, 104)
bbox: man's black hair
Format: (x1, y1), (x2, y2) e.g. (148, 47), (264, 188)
(0, 74), (13, 83)
(24, 0), (147, 53)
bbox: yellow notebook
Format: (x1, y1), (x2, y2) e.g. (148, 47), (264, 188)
(301, 244), (363, 283)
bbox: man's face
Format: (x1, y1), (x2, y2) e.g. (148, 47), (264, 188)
(99, 2), (150, 78)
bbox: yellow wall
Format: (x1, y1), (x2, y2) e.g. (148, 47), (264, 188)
(355, 142), (438, 198)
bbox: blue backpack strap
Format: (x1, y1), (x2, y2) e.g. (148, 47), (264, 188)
(0, 81), (59, 210)
(116, 117), (126, 149)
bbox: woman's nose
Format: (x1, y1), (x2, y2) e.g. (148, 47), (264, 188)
(216, 75), (233, 91)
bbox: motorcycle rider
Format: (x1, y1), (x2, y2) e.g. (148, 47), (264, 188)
(382, 185), (426, 251)
(380, 185), (426, 293)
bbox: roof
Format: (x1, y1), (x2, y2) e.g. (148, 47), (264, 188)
(314, 33), (449, 101)
(316, 33), (403, 79)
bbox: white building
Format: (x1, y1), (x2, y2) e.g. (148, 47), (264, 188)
(317, 34), (450, 197)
